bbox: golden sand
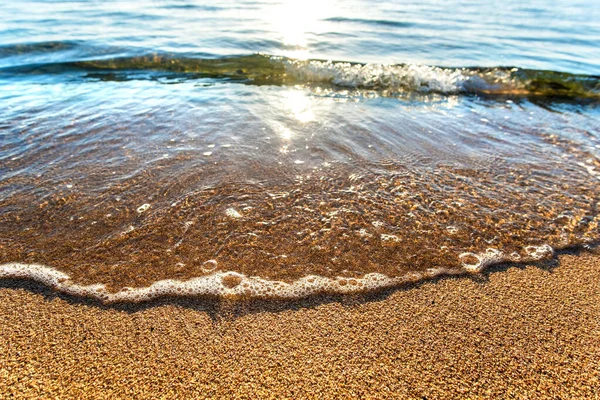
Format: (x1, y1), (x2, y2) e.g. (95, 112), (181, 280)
(1, 252), (599, 399)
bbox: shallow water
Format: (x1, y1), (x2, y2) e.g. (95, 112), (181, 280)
(1, 0), (599, 301)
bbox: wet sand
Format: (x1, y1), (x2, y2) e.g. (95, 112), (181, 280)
(1, 252), (599, 399)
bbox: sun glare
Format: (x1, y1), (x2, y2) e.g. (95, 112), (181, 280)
(270, 0), (334, 59)
(283, 89), (315, 123)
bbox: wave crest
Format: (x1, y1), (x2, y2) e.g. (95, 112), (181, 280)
(1, 52), (598, 99)
(283, 59), (469, 93)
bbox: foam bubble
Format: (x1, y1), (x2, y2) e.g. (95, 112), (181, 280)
(201, 259), (218, 273)
(380, 234), (400, 242)
(136, 203), (151, 213)
(459, 252), (484, 272)
(460, 248), (505, 272)
(524, 244), (554, 260)
(225, 208), (242, 219)
(357, 229), (372, 238)
(446, 226), (459, 235)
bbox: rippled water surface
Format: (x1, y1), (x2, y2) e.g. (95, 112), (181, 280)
(1, 0), (599, 301)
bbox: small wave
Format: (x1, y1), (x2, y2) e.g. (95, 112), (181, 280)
(1, 53), (598, 99)
(0, 245), (557, 303)
(282, 59), (600, 98)
(283, 59), (466, 93)
(324, 17), (415, 28)
(0, 41), (82, 57)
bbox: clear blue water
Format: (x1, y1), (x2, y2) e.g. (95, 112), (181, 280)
(0, 0), (599, 299)
(1, 0), (599, 73)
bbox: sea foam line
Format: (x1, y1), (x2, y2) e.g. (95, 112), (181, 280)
(282, 59), (519, 94)
(0, 245), (555, 304)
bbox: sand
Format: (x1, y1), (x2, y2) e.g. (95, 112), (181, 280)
(0, 251), (599, 399)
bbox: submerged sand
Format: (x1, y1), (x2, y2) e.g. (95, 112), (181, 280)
(1, 252), (599, 399)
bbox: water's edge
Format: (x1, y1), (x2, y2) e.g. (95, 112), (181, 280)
(0, 243), (577, 304)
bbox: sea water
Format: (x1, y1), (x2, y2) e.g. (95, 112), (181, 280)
(0, 0), (599, 302)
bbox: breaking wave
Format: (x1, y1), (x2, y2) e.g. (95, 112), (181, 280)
(1, 49), (598, 99)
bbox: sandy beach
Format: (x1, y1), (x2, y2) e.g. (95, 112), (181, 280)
(1, 251), (598, 399)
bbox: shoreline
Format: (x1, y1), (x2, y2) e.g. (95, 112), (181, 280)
(1, 251), (599, 398)
(0, 245), (556, 303)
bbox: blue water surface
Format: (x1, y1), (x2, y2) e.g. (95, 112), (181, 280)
(1, 0), (599, 73)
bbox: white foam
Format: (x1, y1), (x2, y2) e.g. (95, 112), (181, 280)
(524, 244), (554, 260)
(0, 244), (558, 303)
(380, 234), (400, 242)
(225, 208), (242, 219)
(0, 261), (454, 303)
(136, 203), (151, 213)
(278, 59), (527, 96)
(446, 226), (459, 235)
(459, 245), (554, 272)
(459, 248), (506, 272)
(284, 60), (468, 93)
(357, 228), (372, 238)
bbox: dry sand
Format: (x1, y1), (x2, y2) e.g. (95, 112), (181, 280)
(0, 251), (599, 399)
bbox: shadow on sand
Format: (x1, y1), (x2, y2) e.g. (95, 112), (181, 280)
(0, 246), (594, 322)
